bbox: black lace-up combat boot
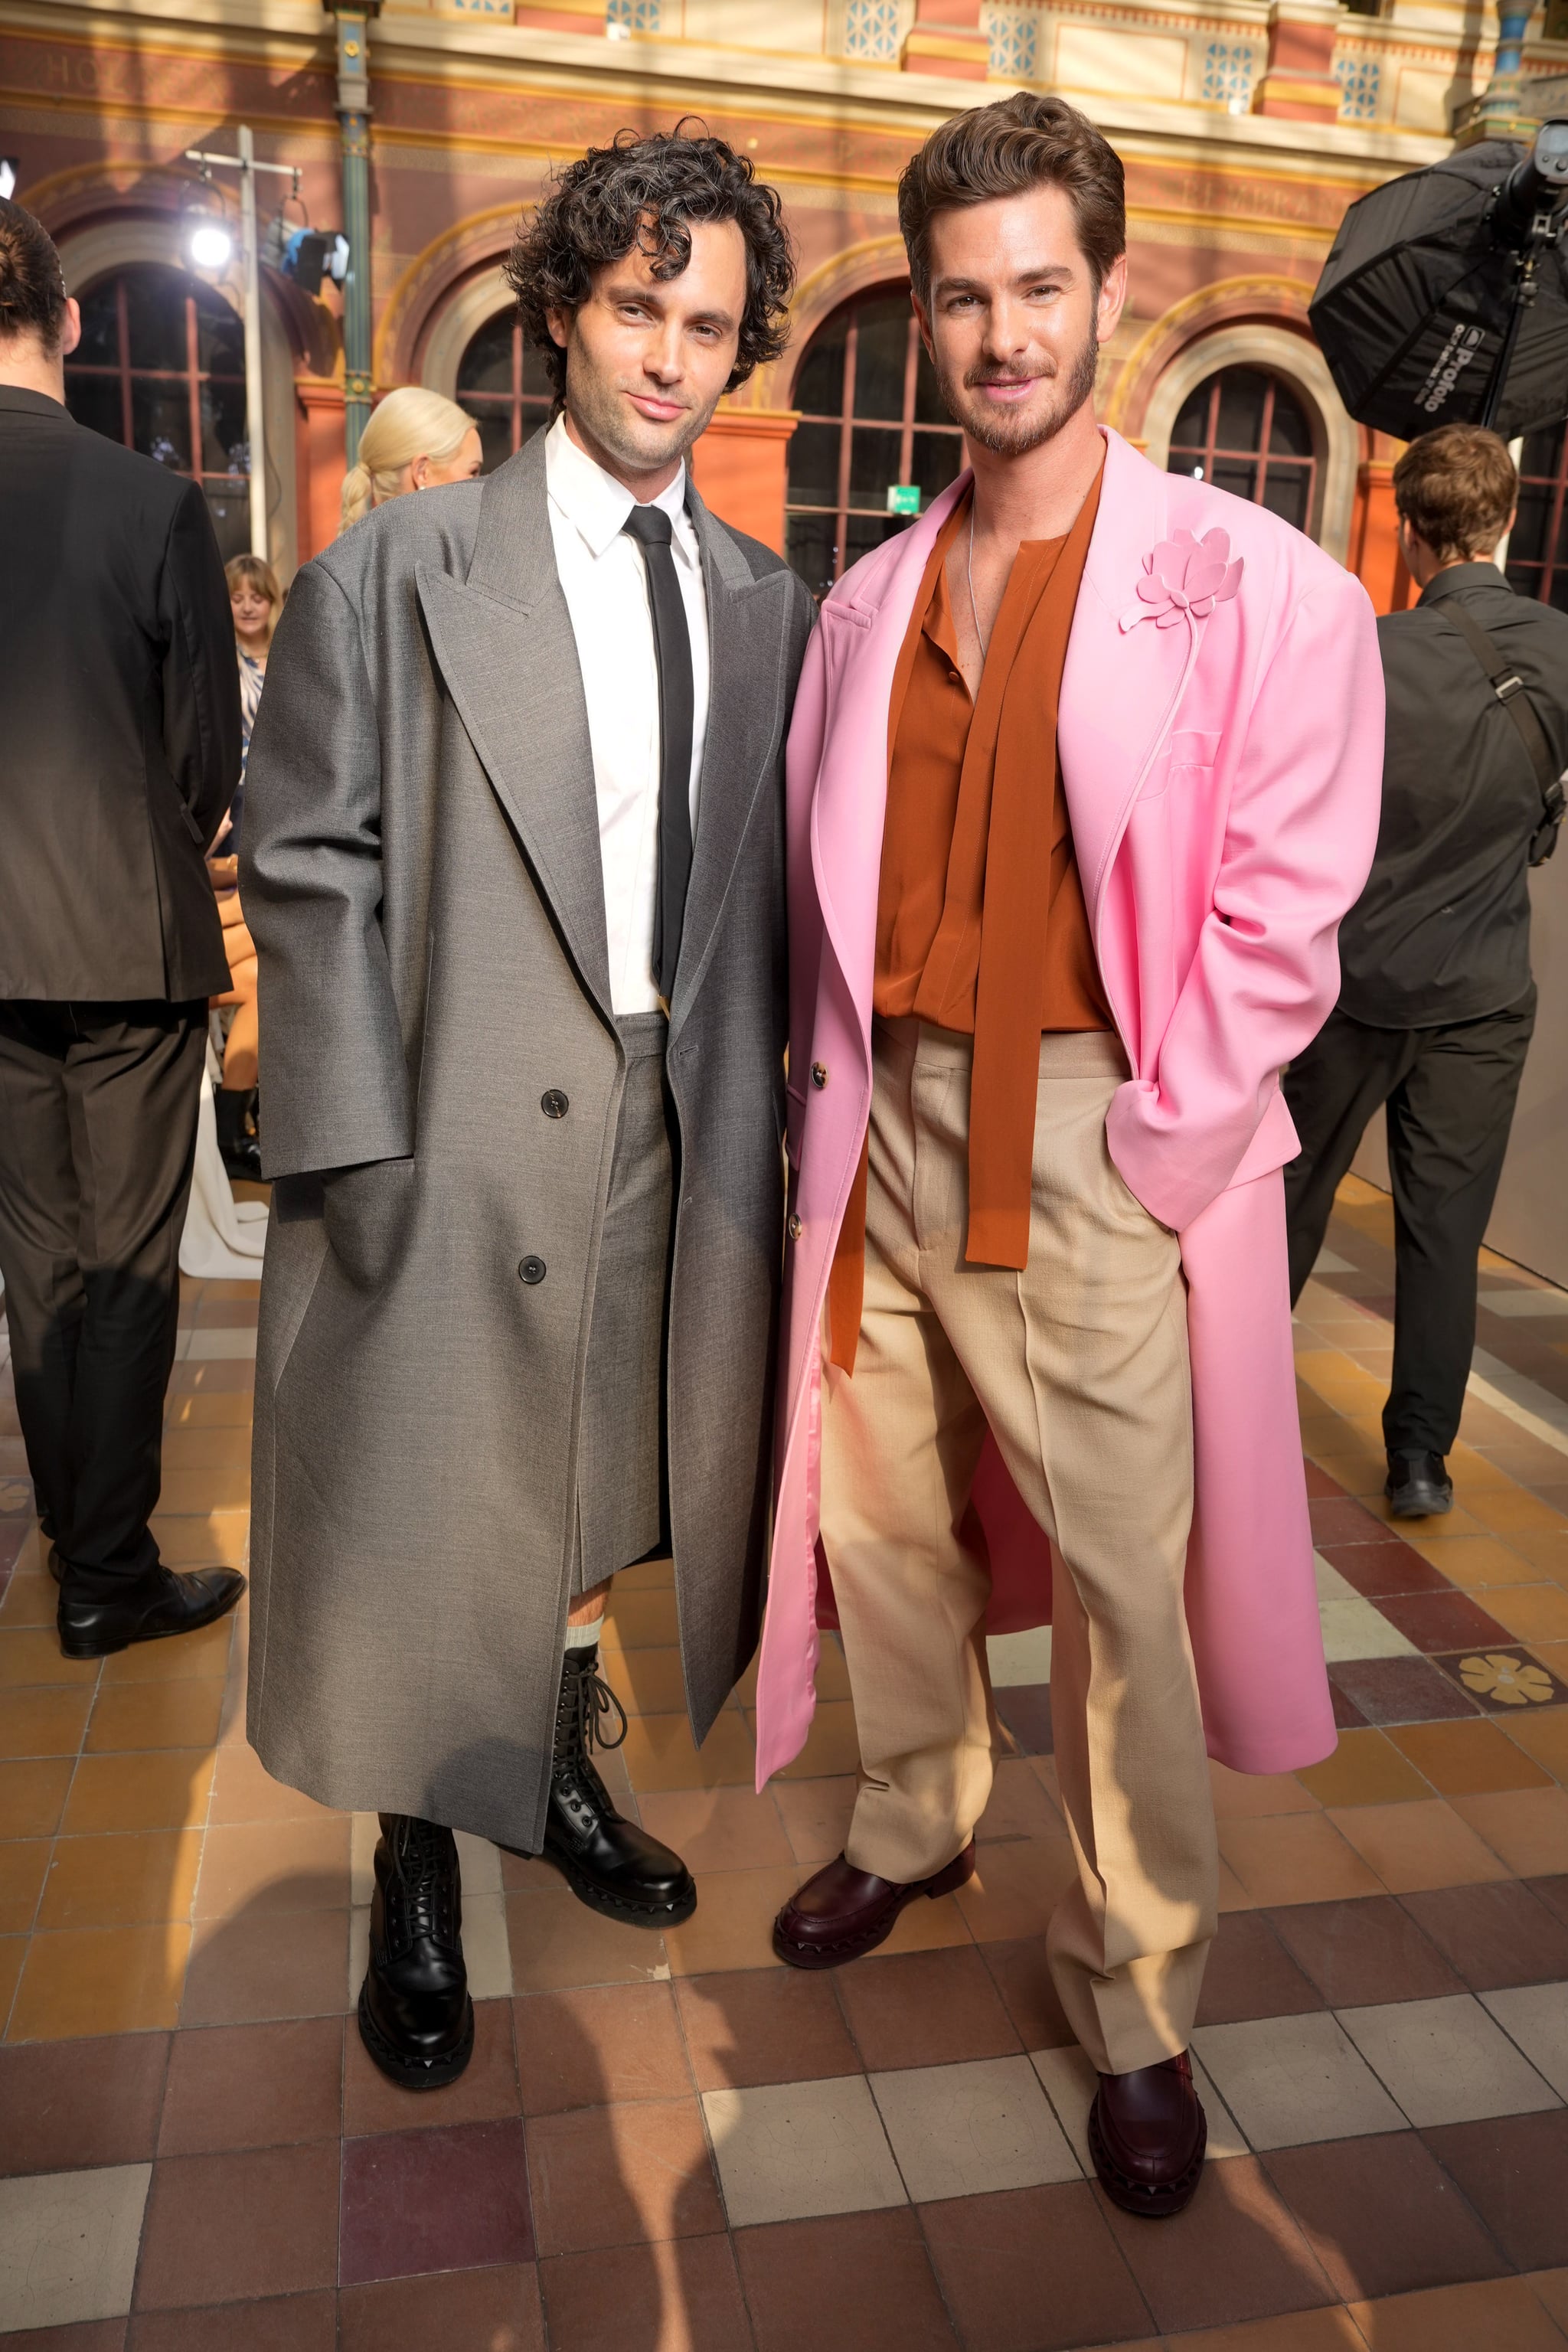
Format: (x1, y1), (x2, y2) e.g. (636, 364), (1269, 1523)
(541, 1646), (697, 1925)
(357, 1813), (475, 2090)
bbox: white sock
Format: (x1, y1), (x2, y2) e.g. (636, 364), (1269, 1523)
(564, 1618), (603, 1651)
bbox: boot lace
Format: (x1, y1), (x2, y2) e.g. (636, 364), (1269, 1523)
(384, 1814), (456, 1950)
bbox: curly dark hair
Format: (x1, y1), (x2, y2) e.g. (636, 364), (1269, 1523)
(505, 123), (795, 404)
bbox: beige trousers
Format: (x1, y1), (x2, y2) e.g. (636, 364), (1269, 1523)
(821, 1018), (1217, 2073)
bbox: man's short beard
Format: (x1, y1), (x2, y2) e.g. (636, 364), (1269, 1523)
(942, 322), (1100, 458)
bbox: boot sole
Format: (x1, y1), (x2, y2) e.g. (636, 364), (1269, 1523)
(1088, 2096), (1207, 2219)
(773, 1847), (976, 1971)
(357, 1984), (475, 2091)
(58, 1583), (246, 1661)
(539, 1847), (698, 1928)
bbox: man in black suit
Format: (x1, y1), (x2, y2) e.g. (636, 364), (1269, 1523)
(0, 198), (247, 1657)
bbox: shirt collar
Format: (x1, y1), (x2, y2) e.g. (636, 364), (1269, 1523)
(1419, 560), (1508, 606)
(545, 410), (694, 564)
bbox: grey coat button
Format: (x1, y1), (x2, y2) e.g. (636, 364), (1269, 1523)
(541, 1089), (569, 1119)
(518, 1256), (547, 1285)
(811, 1061), (828, 1088)
(788, 1214), (803, 1240)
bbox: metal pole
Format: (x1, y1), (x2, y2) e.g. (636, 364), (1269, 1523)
(328, 2), (377, 469)
(238, 125), (269, 561)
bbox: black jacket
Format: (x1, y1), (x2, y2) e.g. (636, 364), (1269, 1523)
(1337, 562), (1568, 1030)
(0, 385), (240, 1001)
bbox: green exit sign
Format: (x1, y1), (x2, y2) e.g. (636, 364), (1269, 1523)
(886, 484), (921, 517)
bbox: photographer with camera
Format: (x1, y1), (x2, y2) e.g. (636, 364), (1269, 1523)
(1285, 423), (1568, 1518)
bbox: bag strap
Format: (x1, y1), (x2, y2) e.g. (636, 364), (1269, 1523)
(1429, 588), (1560, 799)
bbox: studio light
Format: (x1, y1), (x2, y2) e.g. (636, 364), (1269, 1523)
(188, 220), (234, 270)
(0, 159), (18, 201)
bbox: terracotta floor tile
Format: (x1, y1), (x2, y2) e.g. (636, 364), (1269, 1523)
(0, 1838), (49, 1934)
(662, 1867), (804, 1976)
(992, 1683), (1053, 1756)
(1399, 1879), (1568, 1990)
(0, 1932), (22, 2024)
(86, 1682), (225, 1756)
(1319, 1540), (1452, 1600)
(191, 1818), (348, 1919)
(755, 1699), (862, 1782)
(977, 1756), (1063, 1841)
(134, 2141), (338, 2308)
(1210, 1763), (1320, 1821)
(1506, 1707), (1568, 1785)
(9, 2321), (129, 2350)
(835, 1944), (1021, 2072)
(0, 1570), (59, 1634)
(62, 1754), (214, 1838)
(339, 2265), (544, 2352)
(0, 1759), (73, 1842)
(9, 1923), (189, 2040)
(98, 1619), (234, 1686)
(338, 1992), (511, 2135)
(1530, 2265), (1568, 2334)
(609, 1644), (691, 1718)
(0, 1629), (100, 1689)
(1297, 1730), (1432, 1810)
(527, 2096), (723, 2256)
(338, 2115), (533, 2285)
(159, 1426), (253, 1470)
(1328, 1657), (1478, 1727)
(769, 1777), (856, 1867)
(673, 1967), (859, 2092)
(206, 1744), (333, 1828)
(1219, 1814), (1383, 1908)
(1391, 1717), (1555, 1796)
(180, 1906), (348, 2026)
(978, 1935), (1076, 2050)
(1482, 1583), (1568, 1645)
(156, 1468), (250, 1514)
(514, 1981), (688, 2114)
(158, 2017), (343, 2154)
(39, 1831), (204, 1929)
(1406, 1537), (1552, 1592)
(733, 2207), (959, 2352)
(1264, 1896), (1462, 2008)
(505, 1886), (669, 1994)
(1196, 1912), (1326, 2027)
(126, 2291), (336, 2350)
(538, 2236), (744, 2352)
(634, 1786), (793, 1874)
(1262, 2131), (1505, 2301)
(1452, 1785), (1568, 1875)
(0, 1686), (94, 1760)
(1378, 1592), (1515, 1655)
(618, 1710), (755, 1793)
(148, 1508), (249, 1565)
(954, 1836), (1077, 1942)
(0, 2030), (168, 2174)
(603, 1587), (680, 1648)
(1346, 2273), (1568, 2350)
(164, 1389), (253, 1428)
(918, 2180), (1149, 2352)
(1423, 2109), (1568, 2270)
(1095, 2153), (1336, 2333)
(1328, 1799), (1513, 1894)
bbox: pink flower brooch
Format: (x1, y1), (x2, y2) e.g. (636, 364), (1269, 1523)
(1121, 529), (1243, 633)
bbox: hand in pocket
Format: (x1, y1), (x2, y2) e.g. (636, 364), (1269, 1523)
(321, 1158), (416, 1291)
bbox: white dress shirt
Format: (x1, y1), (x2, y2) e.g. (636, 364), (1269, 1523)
(545, 413), (710, 1015)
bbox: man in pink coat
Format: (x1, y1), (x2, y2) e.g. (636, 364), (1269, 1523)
(760, 93), (1385, 2218)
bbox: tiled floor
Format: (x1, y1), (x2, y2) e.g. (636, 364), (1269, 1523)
(4, 1174), (1568, 2348)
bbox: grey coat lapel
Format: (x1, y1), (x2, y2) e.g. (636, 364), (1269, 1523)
(415, 435), (613, 1020)
(671, 488), (793, 1034)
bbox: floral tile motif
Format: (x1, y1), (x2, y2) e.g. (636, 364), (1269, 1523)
(1432, 1650), (1568, 1715)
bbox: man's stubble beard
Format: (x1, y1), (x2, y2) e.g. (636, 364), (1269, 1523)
(939, 318), (1101, 459)
(564, 333), (720, 477)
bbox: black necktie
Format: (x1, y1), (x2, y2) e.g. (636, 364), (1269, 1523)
(622, 501), (695, 1006)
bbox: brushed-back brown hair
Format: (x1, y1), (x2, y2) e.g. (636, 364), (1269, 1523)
(899, 93), (1126, 305)
(1393, 425), (1517, 562)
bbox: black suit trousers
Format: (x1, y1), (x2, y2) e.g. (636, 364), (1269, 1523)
(0, 1001), (207, 1597)
(1282, 990), (1536, 1458)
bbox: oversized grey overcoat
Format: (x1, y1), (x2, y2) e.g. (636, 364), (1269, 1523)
(240, 433), (815, 1852)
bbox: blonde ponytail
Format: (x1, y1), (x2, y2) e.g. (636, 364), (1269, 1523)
(338, 385), (478, 533)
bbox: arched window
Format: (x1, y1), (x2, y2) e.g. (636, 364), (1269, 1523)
(1507, 425), (1568, 611)
(1167, 367), (1318, 534)
(456, 312), (555, 473)
(786, 287), (965, 598)
(64, 264), (250, 560)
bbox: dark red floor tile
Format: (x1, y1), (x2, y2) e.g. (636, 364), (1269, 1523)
(1331, 1684), (1370, 1731)
(338, 2116), (532, 2285)
(1378, 1592), (1515, 1654)
(1195, 1912), (1325, 2027)
(1400, 1878), (1568, 1989)
(1262, 2132), (1504, 2301)
(1095, 2154), (1334, 2333)
(524, 2097), (721, 2257)
(339, 2265), (544, 2352)
(1328, 1656), (1478, 1725)
(158, 2020), (341, 2156)
(343, 1998), (518, 2136)
(672, 1967), (860, 2092)
(733, 2209), (959, 2352)
(1303, 1461), (1348, 1501)
(992, 1685), (1052, 1756)
(134, 2144), (339, 2310)
(127, 2295), (337, 2350)
(836, 1945), (1022, 2072)
(1320, 1539), (1452, 1599)
(540, 2236), (748, 2351)
(1423, 2110), (1568, 2269)
(5, 2326), (126, 2351)
(1527, 1872), (1568, 1926)
(514, 1982), (688, 2115)
(920, 2181), (1152, 2352)
(977, 1935), (1076, 2050)
(0, 2032), (168, 2177)
(1264, 1896), (1464, 2007)
(1432, 1651), (1568, 1713)
(1309, 1496), (1387, 1547)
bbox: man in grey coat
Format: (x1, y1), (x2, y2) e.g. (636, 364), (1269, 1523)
(241, 128), (814, 2089)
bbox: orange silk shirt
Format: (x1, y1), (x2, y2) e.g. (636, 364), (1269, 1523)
(828, 472), (1110, 1369)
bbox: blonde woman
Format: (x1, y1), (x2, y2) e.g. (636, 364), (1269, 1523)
(210, 552), (280, 1178)
(339, 386), (482, 530)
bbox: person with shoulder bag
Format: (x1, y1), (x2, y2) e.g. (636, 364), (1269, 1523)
(1284, 423), (1568, 1518)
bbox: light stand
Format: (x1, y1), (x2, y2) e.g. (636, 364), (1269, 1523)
(184, 131), (299, 561)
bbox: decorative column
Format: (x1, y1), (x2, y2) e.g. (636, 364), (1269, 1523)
(902, 0), (991, 80)
(1462, 0), (1540, 143)
(325, 0), (378, 470)
(1253, 0), (1341, 122)
(295, 374), (348, 561)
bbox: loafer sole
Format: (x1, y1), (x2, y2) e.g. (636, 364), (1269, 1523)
(773, 1847), (975, 1971)
(58, 1578), (247, 1661)
(356, 1983), (475, 2091)
(1387, 1490), (1452, 1520)
(1088, 2096), (1207, 2220)
(540, 1847), (697, 1928)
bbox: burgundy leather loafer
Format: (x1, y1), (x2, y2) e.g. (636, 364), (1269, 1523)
(1089, 2051), (1207, 2218)
(772, 1843), (976, 1969)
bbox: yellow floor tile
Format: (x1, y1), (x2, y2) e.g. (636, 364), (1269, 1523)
(1504, 1707), (1568, 1785)
(603, 1586), (680, 1649)
(0, 1840), (50, 1935)
(149, 1511), (248, 1567)
(1296, 1729), (1431, 1809)
(1390, 1717), (1553, 1797)
(1349, 2273), (1568, 2350)
(662, 1864), (805, 1975)
(86, 1678), (227, 1754)
(634, 1787), (794, 1874)
(0, 1686), (94, 1761)
(1444, 1444), (1519, 1494)
(157, 1466), (252, 1514)
(1404, 1536), (1547, 1590)
(99, 1615), (235, 1684)
(1217, 1812), (1383, 1906)
(1329, 1798), (1512, 1893)
(39, 1828), (204, 1929)
(617, 1709), (755, 1793)
(192, 1816), (350, 1916)
(1450, 1785), (1568, 1875)
(612, 1645), (690, 1717)
(0, 1630), (100, 1689)
(206, 1742), (331, 1825)
(8, 1920), (190, 2038)
(1210, 1762), (1319, 1819)
(62, 1749), (215, 1835)
(0, 1758), (74, 1841)
(1486, 1584), (1568, 1644)
(159, 1426), (253, 1470)
(165, 1390), (253, 1428)
(1464, 1488), (1568, 1537)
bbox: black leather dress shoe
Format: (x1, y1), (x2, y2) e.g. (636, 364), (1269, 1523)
(57, 1564), (247, 1659)
(215, 1086), (263, 1183)
(536, 1646), (696, 1926)
(1386, 1450), (1454, 1518)
(358, 1813), (474, 2091)
(1089, 2051), (1207, 2218)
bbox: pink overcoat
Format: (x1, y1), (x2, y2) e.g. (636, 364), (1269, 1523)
(755, 426), (1386, 1791)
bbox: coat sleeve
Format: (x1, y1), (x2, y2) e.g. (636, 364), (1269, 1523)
(240, 557), (413, 1181)
(1105, 569), (1386, 1235)
(783, 616), (828, 1170)
(158, 479), (243, 851)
